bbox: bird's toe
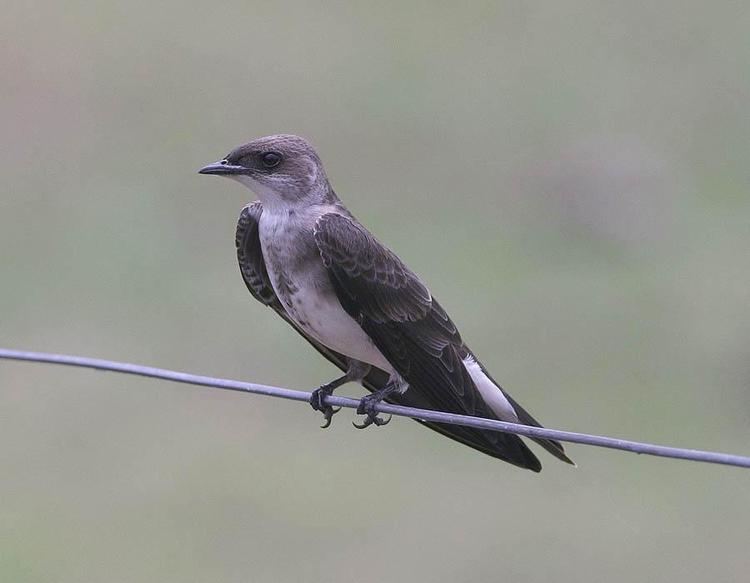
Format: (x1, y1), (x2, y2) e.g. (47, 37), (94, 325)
(310, 386), (341, 429)
(352, 395), (391, 429)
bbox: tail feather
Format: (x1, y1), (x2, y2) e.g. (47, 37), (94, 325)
(502, 391), (576, 466)
(471, 358), (576, 467)
(383, 374), (545, 471)
(415, 418), (543, 471)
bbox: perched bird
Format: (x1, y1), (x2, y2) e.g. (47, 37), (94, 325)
(199, 134), (573, 471)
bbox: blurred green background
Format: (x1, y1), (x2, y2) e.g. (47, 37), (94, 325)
(2, 2), (749, 582)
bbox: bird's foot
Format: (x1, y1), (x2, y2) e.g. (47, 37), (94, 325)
(309, 384), (341, 429)
(353, 394), (392, 429)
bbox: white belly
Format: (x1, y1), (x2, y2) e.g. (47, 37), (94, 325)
(284, 285), (394, 373)
(259, 208), (394, 374)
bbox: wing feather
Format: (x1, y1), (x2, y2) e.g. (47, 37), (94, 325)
(314, 212), (547, 471)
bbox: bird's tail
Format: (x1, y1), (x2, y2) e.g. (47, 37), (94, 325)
(501, 391), (576, 466)
(467, 357), (575, 467)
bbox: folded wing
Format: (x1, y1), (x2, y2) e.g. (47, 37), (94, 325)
(313, 212), (552, 471)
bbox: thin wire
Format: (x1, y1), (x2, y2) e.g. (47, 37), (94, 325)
(1, 347), (748, 469)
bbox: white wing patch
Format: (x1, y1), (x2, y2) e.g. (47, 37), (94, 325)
(463, 355), (519, 422)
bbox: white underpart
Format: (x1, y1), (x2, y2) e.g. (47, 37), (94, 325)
(254, 200), (398, 377)
(276, 269), (396, 374)
(463, 355), (519, 422)
(230, 175), (393, 374)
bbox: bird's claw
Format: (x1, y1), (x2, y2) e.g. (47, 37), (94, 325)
(353, 395), (392, 429)
(310, 386), (340, 429)
(352, 414), (391, 429)
(319, 405), (341, 429)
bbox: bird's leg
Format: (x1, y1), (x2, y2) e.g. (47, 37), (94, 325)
(310, 361), (370, 429)
(309, 375), (347, 428)
(353, 381), (401, 429)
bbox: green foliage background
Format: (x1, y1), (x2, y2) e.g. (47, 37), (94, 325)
(1, 2), (749, 581)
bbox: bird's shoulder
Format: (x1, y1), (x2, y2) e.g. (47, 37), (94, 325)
(313, 212), (435, 324)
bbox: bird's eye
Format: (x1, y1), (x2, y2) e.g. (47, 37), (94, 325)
(261, 152), (282, 169)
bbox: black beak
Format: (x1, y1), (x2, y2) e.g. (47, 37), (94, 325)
(198, 160), (246, 175)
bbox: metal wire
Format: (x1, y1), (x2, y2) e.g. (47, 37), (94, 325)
(1, 347), (748, 469)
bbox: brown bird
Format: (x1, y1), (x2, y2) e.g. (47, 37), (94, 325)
(200, 134), (573, 471)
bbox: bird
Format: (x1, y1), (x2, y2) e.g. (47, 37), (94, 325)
(199, 134), (573, 471)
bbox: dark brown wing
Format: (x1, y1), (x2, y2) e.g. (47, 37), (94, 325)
(236, 202), (279, 307)
(313, 212), (549, 471)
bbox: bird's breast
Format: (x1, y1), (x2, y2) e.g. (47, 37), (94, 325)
(259, 213), (323, 324)
(257, 209), (393, 372)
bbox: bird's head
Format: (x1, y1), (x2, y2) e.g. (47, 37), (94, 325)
(199, 134), (331, 207)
